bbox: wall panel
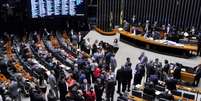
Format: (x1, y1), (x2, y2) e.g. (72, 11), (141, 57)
(97, 0), (201, 31)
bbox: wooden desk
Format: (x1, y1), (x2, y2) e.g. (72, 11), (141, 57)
(95, 27), (117, 36)
(119, 30), (197, 52)
(181, 72), (195, 83)
(128, 95), (146, 101)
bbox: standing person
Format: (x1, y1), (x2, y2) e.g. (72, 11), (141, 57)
(173, 63), (181, 80)
(92, 40), (98, 55)
(113, 39), (119, 53)
(78, 32), (83, 49)
(8, 79), (21, 101)
(94, 78), (104, 101)
(163, 60), (170, 75)
(105, 76), (116, 101)
(138, 52), (148, 65)
(85, 38), (91, 55)
(85, 87), (96, 101)
(116, 66), (124, 93)
(194, 64), (201, 86)
(110, 53), (117, 72)
(69, 29), (75, 42)
(92, 64), (101, 82)
(72, 33), (78, 48)
(145, 20), (150, 33)
(124, 64), (132, 92)
(105, 50), (112, 69)
(125, 57), (132, 68)
(197, 33), (201, 56)
(58, 76), (68, 101)
(133, 64), (145, 85)
(47, 71), (58, 99)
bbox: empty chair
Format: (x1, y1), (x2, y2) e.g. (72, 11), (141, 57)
(183, 93), (195, 100)
(143, 93), (155, 101)
(155, 85), (165, 91)
(132, 90), (142, 98)
(171, 90), (182, 96)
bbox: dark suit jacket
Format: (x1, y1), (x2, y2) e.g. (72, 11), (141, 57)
(124, 67), (132, 81)
(166, 79), (177, 90)
(116, 68), (124, 82)
(143, 87), (155, 97)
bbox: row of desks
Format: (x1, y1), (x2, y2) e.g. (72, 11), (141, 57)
(95, 27), (198, 56)
(119, 30), (197, 52)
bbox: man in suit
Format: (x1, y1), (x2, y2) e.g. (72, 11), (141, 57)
(58, 76), (68, 101)
(138, 52), (148, 65)
(78, 32), (83, 49)
(163, 60), (170, 75)
(116, 66), (124, 94)
(110, 53), (117, 72)
(146, 60), (155, 80)
(105, 76), (116, 101)
(194, 64), (201, 86)
(94, 78), (104, 101)
(173, 63), (181, 80)
(124, 64), (132, 92)
(143, 82), (155, 97)
(47, 71), (58, 99)
(133, 63), (145, 85)
(165, 77), (177, 91)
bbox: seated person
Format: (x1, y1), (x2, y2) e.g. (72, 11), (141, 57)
(165, 76), (177, 91)
(152, 30), (161, 40)
(144, 31), (152, 39)
(158, 89), (174, 100)
(143, 82), (155, 97)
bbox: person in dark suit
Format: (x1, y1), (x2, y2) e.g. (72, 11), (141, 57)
(133, 63), (145, 85)
(138, 52), (148, 65)
(143, 82), (155, 97)
(94, 78), (104, 101)
(173, 63), (181, 80)
(116, 66), (124, 93)
(146, 60), (155, 79)
(124, 64), (132, 92)
(78, 32), (83, 49)
(193, 64), (201, 86)
(105, 76), (116, 101)
(163, 60), (170, 75)
(197, 33), (201, 56)
(165, 77), (177, 91)
(58, 77), (68, 101)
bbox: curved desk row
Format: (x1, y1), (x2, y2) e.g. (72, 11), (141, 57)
(95, 27), (117, 36)
(119, 30), (197, 52)
(95, 28), (197, 57)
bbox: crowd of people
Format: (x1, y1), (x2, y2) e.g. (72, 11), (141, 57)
(0, 29), (201, 101)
